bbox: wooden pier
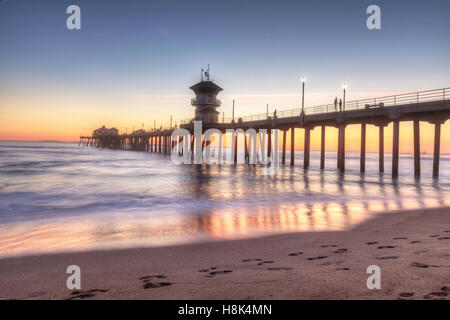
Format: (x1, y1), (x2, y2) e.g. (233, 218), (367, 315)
(80, 87), (450, 178)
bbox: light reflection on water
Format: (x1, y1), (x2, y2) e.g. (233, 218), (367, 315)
(0, 141), (449, 257)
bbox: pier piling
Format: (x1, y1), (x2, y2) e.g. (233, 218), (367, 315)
(392, 120), (400, 178)
(320, 125), (325, 170)
(413, 120), (421, 178)
(360, 124), (366, 173)
(378, 124), (385, 173)
(433, 121), (442, 178)
(290, 127), (295, 166)
(304, 127), (311, 169)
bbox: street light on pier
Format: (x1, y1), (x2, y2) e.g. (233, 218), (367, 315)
(266, 101), (270, 118)
(232, 98), (235, 122)
(301, 76), (306, 115)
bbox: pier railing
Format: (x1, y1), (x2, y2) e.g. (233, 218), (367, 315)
(180, 87), (449, 124)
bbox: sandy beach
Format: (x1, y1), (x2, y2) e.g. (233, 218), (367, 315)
(0, 207), (449, 300)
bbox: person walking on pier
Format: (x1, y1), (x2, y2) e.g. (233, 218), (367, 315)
(334, 97), (338, 111)
(339, 99), (343, 112)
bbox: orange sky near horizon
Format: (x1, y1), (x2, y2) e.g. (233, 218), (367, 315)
(1, 92), (449, 154)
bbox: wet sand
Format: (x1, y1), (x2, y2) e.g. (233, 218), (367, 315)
(0, 207), (449, 300)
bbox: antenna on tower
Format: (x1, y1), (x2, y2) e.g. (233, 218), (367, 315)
(205, 64), (210, 81)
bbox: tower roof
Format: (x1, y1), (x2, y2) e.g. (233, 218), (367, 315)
(190, 80), (223, 94)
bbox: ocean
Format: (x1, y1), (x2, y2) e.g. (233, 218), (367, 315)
(0, 141), (449, 257)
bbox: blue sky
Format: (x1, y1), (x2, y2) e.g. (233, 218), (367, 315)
(1, 0), (450, 135)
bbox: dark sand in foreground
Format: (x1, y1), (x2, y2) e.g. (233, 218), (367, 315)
(0, 207), (449, 300)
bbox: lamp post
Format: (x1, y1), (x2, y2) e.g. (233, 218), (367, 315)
(154, 120), (156, 131)
(343, 84), (348, 111)
(301, 76), (306, 115)
(266, 101), (270, 118)
(170, 114), (173, 129)
(232, 98), (235, 122)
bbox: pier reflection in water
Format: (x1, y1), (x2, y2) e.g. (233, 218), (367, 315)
(0, 142), (449, 257)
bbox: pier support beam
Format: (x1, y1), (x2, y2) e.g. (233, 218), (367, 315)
(267, 129), (272, 158)
(320, 125), (325, 170)
(244, 135), (248, 164)
(378, 124), (385, 173)
(191, 134), (194, 157)
(413, 120), (421, 178)
(166, 136), (169, 153)
(338, 124), (346, 172)
(432, 121), (443, 178)
(360, 124), (366, 173)
(392, 120), (400, 179)
(290, 127), (295, 166)
(337, 128), (341, 169)
(167, 136), (171, 154)
(165, 136), (168, 153)
(304, 127), (311, 169)
(282, 130), (287, 165)
(234, 134), (238, 164)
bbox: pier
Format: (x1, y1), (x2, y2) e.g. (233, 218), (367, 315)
(80, 86), (450, 179)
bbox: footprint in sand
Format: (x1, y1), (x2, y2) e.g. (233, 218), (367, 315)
(66, 289), (109, 300)
(410, 262), (429, 268)
(288, 252), (303, 256)
(257, 261), (274, 266)
(429, 235), (440, 238)
(139, 275), (172, 289)
(398, 292), (414, 298)
(267, 267), (292, 271)
(321, 245), (338, 248)
(333, 248), (348, 254)
(199, 267), (217, 273)
(376, 256), (398, 260)
(441, 286), (450, 292)
(424, 292), (448, 299)
(206, 270), (233, 278)
(410, 241), (421, 244)
(393, 237), (408, 240)
(438, 237), (450, 240)
(336, 267), (350, 271)
(243, 259), (262, 262)
(307, 256), (328, 261)
(366, 242), (378, 245)
(377, 246), (396, 249)
(143, 282), (172, 289)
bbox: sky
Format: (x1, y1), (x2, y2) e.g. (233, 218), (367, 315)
(1, 0), (450, 152)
